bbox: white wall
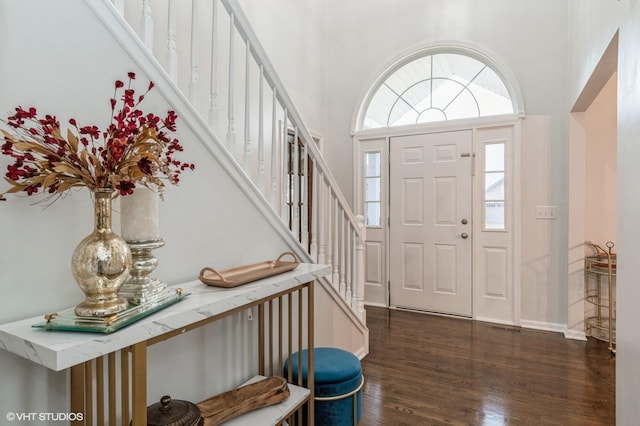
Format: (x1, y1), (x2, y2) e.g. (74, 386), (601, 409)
(617, 5), (640, 418)
(0, 0), (292, 416)
(585, 73), (617, 245)
(568, 0), (639, 422)
(568, 112), (587, 337)
(236, 0), (328, 139)
(520, 115), (567, 326)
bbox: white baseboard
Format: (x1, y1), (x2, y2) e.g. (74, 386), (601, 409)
(354, 346), (369, 360)
(564, 329), (587, 341)
(475, 316), (516, 326)
(520, 319), (566, 334)
(364, 301), (387, 308)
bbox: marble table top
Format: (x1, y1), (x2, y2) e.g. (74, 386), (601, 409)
(0, 263), (330, 371)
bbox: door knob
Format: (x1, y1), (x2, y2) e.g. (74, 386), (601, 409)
(461, 232), (469, 239)
(461, 218), (468, 225)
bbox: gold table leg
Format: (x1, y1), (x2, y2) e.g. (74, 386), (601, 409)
(70, 364), (85, 425)
(131, 342), (148, 425)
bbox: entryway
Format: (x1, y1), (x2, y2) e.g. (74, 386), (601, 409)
(354, 44), (522, 325)
(356, 121), (518, 325)
(389, 131), (473, 316)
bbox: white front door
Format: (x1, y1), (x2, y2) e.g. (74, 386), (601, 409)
(389, 131), (473, 316)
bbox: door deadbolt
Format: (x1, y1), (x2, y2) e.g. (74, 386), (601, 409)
(461, 218), (468, 225)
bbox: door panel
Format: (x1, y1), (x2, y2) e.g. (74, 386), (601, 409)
(402, 242), (424, 290)
(434, 244), (457, 294)
(390, 131), (473, 316)
(402, 178), (424, 224)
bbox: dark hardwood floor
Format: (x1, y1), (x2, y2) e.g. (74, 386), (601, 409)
(359, 307), (615, 426)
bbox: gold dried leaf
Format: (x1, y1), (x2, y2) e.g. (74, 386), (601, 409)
(6, 186), (26, 194)
(29, 175), (46, 184)
(130, 170), (145, 179)
(67, 129), (79, 152)
(42, 173), (59, 189)
(1, 129), (15, 140)
(57, 180), (80, 193)
(53, 163), (80, 176)
(4, 178), (28, 193)
(52, 127), (63, 140)
(12, 141), (38, 150)
(13, 141), (55, 157)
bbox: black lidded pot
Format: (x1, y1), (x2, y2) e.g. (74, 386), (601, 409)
(143, 395), (202, 426)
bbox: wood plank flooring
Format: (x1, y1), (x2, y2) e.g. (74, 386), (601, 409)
(360, 307), (615, 426)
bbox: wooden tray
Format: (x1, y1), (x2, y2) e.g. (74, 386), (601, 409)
(197, 376), (290, 425)
(199, 252), (299, 288)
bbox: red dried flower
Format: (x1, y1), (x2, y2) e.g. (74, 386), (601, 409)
(79, 126), (100, 140)
(137, 157), (153, 175)
(116, 180), (135, 196)
(0, 72), (194, 204)
(25, 184), (40, 195)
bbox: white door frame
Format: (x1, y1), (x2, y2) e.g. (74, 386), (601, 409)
(354, 116), (522, 325)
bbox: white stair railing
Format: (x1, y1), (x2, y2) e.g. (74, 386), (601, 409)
(114, 0), (366, 323)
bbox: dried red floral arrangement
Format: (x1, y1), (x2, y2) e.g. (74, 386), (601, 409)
(0, 72), (194, 204)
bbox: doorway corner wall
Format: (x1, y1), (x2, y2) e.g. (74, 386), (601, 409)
(567, 32), (618, 341)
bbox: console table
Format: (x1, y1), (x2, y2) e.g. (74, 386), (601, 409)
(0, 263), (330, 425)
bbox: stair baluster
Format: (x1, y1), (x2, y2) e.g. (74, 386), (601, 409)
(270, 89), (279, 209)
(301, 141), (309, 252)
(257, 64), (265, 193)
(227, 12), (236, 153)
(317, 174), (326, 265)
(309, 160), (318, 261)
(165, 0), (178, 83)
(243, 41), (252, 174)
(209, 0), (219, 128)
(141, 0), (153, 50)
(189, 0), (200, 108)
(339, 211), (347, 299)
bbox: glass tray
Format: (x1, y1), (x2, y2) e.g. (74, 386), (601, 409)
(32, 289), (188, 334)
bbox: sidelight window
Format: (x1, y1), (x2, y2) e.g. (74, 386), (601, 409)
(484, 142), (506, 230)
(364, 151), (382, 227)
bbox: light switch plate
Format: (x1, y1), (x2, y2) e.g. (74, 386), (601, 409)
(536, 205), (557, 219)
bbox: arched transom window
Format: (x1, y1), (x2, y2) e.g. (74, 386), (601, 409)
(363, 52), (514, 129)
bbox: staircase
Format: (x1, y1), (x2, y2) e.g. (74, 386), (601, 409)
(90, 0), (368, 352)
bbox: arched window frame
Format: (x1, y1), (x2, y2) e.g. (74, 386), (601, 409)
(354, 44), (525, 132)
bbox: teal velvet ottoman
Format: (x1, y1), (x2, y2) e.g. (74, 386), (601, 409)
(285, 347), (363, 425)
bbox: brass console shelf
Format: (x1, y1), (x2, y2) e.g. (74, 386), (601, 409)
(584, 241), (616, 353)
(0, 263), (330, 425)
